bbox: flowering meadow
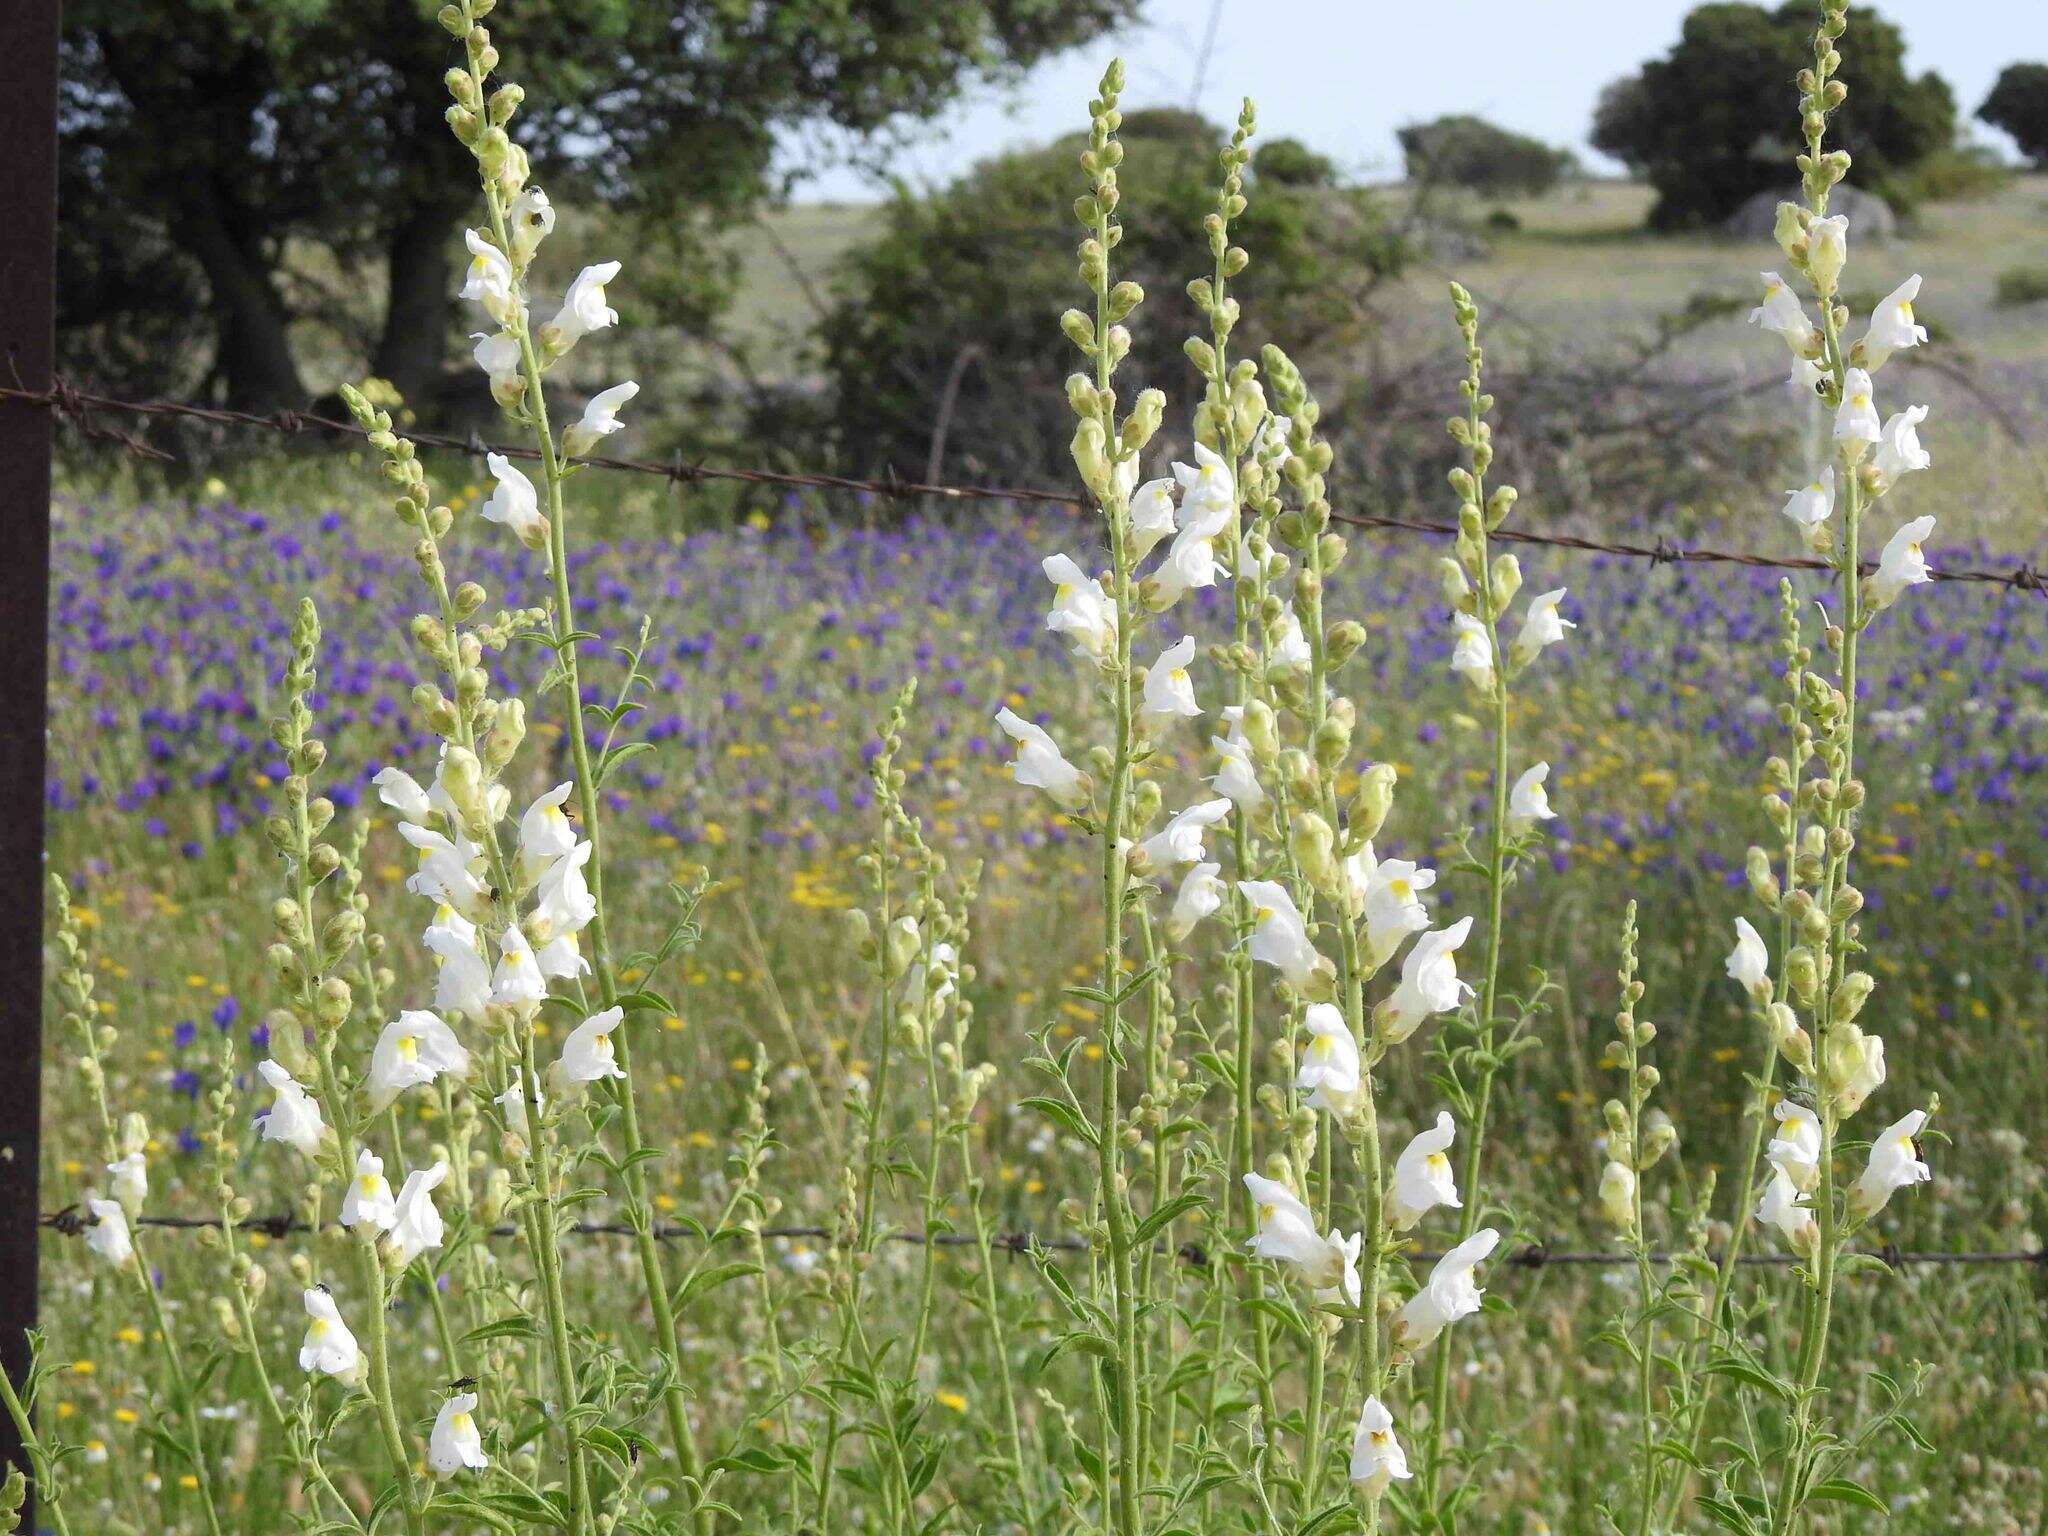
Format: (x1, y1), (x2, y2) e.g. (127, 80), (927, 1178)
(19, 3), (2048, 1534)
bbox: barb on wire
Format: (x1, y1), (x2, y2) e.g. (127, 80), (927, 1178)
(6, 378), (2045, 596)
(35, 1206), (2046, 1272)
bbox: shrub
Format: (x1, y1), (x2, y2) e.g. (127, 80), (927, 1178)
(1978, 61), (2048, 166)
(1993, 263), (2048, 307)
(1396, 113), (1577, 197)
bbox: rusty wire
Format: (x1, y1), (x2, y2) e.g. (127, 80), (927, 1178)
(7, 378), (2045, 596)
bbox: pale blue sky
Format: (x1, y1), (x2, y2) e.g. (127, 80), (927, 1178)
(785, 0), (2029, 202)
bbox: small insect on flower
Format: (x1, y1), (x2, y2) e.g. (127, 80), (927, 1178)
(1374, 917), (1474, 1044)
(1509, 588), (1574, 668)
(1041, 554), (1118, 664)
(561, 381), (639, 459)
(340, 1148), (398, 1234)
(1450, 612), (1494, 693)
(1392, 1227), (1499, 1349)
(1851, 1109), (1932, 1218)
(479, 452), (549, 549)
(368, 1010), (471, 1112)
(558, 1006), (628, 1086)
(83, 1197), (132, 1268)
(507, 186), (555, 264)
(545, 261), (623, 352)
(1725, 916), (1771, 1000)
(1242, 1173), (1361, 1305)
(299, 1288), (361, 1382)
(1134, 799), (1232, 873)
(1506, 763), (1553, 834)
(1237, 880), (1329, 992)
(1866, 516), (1936, 611)
(429, 1391), (489, 1476)
(1166, 861), (1224, 942)
(255, 1059), (326, 1154)
(993, 707), (1091, 809)
(1295, 1004), (1363, 1116)
(388, 1162), (449, 1269)
(1139, 635), (1201, 731)
(1748, 271), (1819, 354)
(1781, 466), (1835, 530)
(1349, 1397), (1412, 1495)
(1387, 1111), (1461, 1230)
(1860, 274), (1927, 370)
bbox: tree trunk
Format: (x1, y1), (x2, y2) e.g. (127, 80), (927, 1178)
(174, 200), (307, 411)
(373, 194), (469, 419)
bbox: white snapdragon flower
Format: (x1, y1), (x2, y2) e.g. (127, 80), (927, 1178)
(107, 1151), (148, 1215)
(423, 909), (493, 1018)
(1860, 274), (1926, 369)
(256, 1060), (325, 1154)
(1510, 588), (1574, 667)
(1851, 1110), (1931, 1218)
(1507, 763), (1553, 833)
(1392, 1227), (1499, 1349)
(388, 1162), (448, 1268)
(299, 1289), (361, 1381)
(561, 381), (639, 459)
(471, 329), (523, 405)
(507, 187), (555, 263)
(1145, 526), (1224, 609)
(1870, 405), (1931, 491)
(1267, 612), (1311, 675)
(1450, 612), (1494, 693)
(1171, 442), (1236, 530)
(1805, 214), (1848, 293)
(496, 1070), (543, 1133)
(368, 1010), (470, 1112)
(398, 823), (488, 919)
(532, 841), (597, 939)
(1349, 1398), (1411, 1495)
(1781, 466), (1835, 530)
(1766, 1098), (1823, 1193)
(545, 261), (621, 350)
(1598, 1160), (1637, 1230)
(1757, 1165), (1819, 1254)
(1042, 554), (1118, 664)
(1375, 917), (1474, 1043)
(340, 1149), (397, 1234)
(1833, 368), (1881, 447)
(536, 932), (589, 981)
(1209, 718), (1266, 811)
(559, 1006), (627, 1085)
(1135, 799), (1232, 872)
(1748, 271), (1818, 352)
(518, 783), (579, 882)
(1348, 845), (1435, 968)
(84, 1197), (132, 1267)
(1242, 1174), (1359, 1305)
(480, 452), (548, 548)
(1167, 861), (1225, 943)
(1238, 880), (1326, 991)
(1296, 1004), (1363, 1116)
(1140, 636), (1201, 730)
(373, 766), (435, 824)
(993, 707), (1089, 809)
(1387, 1111), (1460, 1230)
(429, 1392), (489, 1477)
(1129, 477), (1178, 559)
(1725, 916), (1770, 998)
(460, 230), (518, 325)
(1829, 1022), (1887, 1117)
(1867, 516), (1935, 610)
(491, 925), (548, 1013)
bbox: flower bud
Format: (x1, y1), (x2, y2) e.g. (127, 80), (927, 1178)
(1745, 846), (1781, 907)
(1348, 762), (1398, 845)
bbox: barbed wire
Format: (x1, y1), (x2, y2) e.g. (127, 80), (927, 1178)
(35, 1206), (2046, 1273)
(6, 378), (2045, 597)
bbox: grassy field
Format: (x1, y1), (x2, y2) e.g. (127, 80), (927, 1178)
(31, 172), (2048, 1533)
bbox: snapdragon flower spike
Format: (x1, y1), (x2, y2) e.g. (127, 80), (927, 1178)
(1128, 476), (1178, 559)
(84, 1196), (132, 1267)
(1833, 367), (1881, 448)
(429, 1392), (489, 1477)
(559, 1006), (628, 1085)
(1166, 861), (1224, 942)
(1135, 798), (1232, 872)
(993, 707), (1090, 809)
(544, 260), (622, 351)
(1725, 916), (1770, 997)
(1042, 553), (1118, 665)
(368, 1010), (471, 1113)
(1767, 1098), (1823, 1194)
(1209, 711), (1266, 810)
(561, 381), (639, 459)
(1851, 1110), (1931, 1217)
(388, 1161), (449, 1268)
(1757, 1165), (1819, 1255)
(1782, 466), (1836, 530)
(460, 230), (519, 326)
(340, 1148), (398, 1234)
(1867, 516), (1936, 610)
(299, 1288), (361, 1381)
(1510, 587), (1574, 667)
(480, 452), (548, 549)
(1348, 844), (1434, 968)
(1238, 879), (1326, 991)
(1391, 1226), (1499, 1349)
(1387, 1110), (1461, 1230)
(1598, 1160), (1638, 1230)
(1242, 1174), (1360, 1305)
(1296, 1003), (1363, 1115)
(1374, 916), (1474, 1043)
(1139, 635), (1201, 730)
(424, 909), (493, 1018)
(1870, 406), (1931, 492)
(1450, 612), (1494, 693)
(1860, 274), (1927, 370)
(1748, 271), (1819, 353)
(1506, 762), (1553, 833)
(107, 1150), (147, 1214)
(490, 925), (548, 1013)
(1349, 1397), (1412, 1495)
(255, 1059), (326, 1154)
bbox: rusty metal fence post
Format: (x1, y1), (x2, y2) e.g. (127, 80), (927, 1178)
(0, 0), (60, 1513)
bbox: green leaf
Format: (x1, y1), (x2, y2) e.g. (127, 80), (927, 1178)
(1131, 1192), (1205, 1248)
(671, 1261), (761, 1313)
(462, 1315), (541, 1345)
(1018, 1095), (1098, 1147)
(1806, 1478), (1890, 1515)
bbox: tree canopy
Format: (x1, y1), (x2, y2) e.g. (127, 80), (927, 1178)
(1396, 115), (1576, 199)
(1978, 63), (2048, 167)
(58, 0), (1137, 412)
(1591, 3), (1954, 228)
